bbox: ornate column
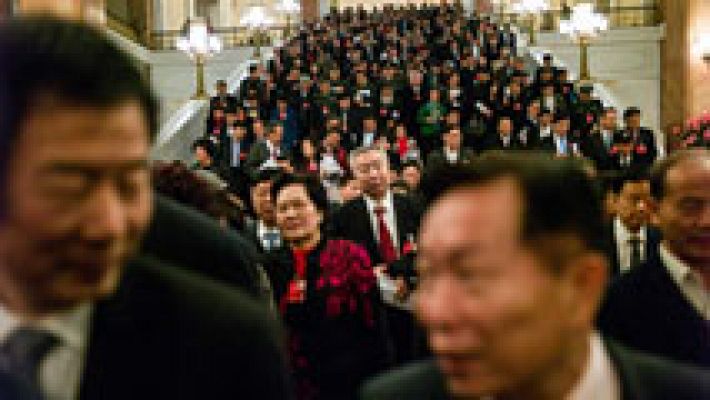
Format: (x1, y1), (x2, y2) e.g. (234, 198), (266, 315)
(659, 0), (690, 127)
(218, 0), (233, 27)
(300, 0), (317, 22)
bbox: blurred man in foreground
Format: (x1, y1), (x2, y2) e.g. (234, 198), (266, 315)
(0, 17), (290, 399)
(362, 154), (710, 399)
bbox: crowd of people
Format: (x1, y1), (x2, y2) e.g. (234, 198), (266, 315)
(0, 6), (709, 400)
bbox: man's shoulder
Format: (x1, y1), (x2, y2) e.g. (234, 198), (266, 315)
(117, 256), (278, 337)
(360, 360), (449, 400)
(607, 341), (710, 399)
(336, 196), (367, 215)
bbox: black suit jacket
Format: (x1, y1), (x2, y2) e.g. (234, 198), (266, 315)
(614, 128), (658, 168)
(582, 130), (617, 171)
(603, 223), (662, 277)
(79, 256), (292, 400)
(141, 195), (262, 298)
(597, 249), (710, 368)
(360, 341), (710, 400)
(330, 194), (421, 271)
(425, 148), (476, 172)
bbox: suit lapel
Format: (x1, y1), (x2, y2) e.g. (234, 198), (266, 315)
(604, 340), (647, 400)
(79, 265), (143, 400)
(393, 194), (410, 247)
(353, 197), (381, 264)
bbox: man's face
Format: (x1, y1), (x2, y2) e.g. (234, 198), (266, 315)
(416, 180), (590, 398)
(253, 122), (265, 140)
(601, 111), (617, 130)
(270, 126), (283, 143)
(542, 86), (554, 97)
(352, 150), (390, 199)
(363, 118), (377, 133)
(498, 119), (512, 137)
(195, 146), (211, 165)
(615, 181), (653, 232)
(626, 114), (641, 130)
(232, 127), (246, 141)
(655, 158), (710, 267)
(217, 83), (227, 96)
(251, 181), (275, 224)
(444, 130), (462, 150)
(0, 101), (152, 313)
(554, 119), (569, 136)
(401, 166), (421, 190)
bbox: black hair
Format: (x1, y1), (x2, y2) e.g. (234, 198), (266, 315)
(271, 173), (329, 213)
(400, 160), (422, 172)
(250, 168), (282, 188)
(608, 168), (650, 194)
(192, 139), (216, 159)
(421, 152), (607, 255)
(0, 17), (157, 216)
(623, 107), (641, 120)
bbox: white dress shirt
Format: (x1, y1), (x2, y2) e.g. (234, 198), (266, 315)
(265, 140), (280, 160)
(257, 220), (282, 251)
(539, 125), (552, 139)
(613, 217), (647, 273)
(444, 148), (459, 164)
(567, 332), (621, 400)
(0, 303), (92, 400)
(660, 244), (710, 319)
(363, 191), (400, 253)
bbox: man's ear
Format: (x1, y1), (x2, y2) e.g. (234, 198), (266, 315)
(563, 252), (608, 330)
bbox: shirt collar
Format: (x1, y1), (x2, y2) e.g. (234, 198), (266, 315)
(364, 191), (393, 214)
(613, 217), (646, 243)
(0, 303), (92, 350)
(660, 243), (697, 289)
(567, 332), (620, 400)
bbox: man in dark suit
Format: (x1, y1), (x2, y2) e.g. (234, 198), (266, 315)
(615, 107), (658, 169)
(243, 169), (284, 254)
(245, 122), (292, 179)
(0, 18), (291, 399)
(141, 195), (265, 299)
(538, 113), (583, 157)
(582, 107), (621, 171)
(220, 124), (250, 192)
(331, 146), (422, 364)
(598, 149), (710, 369)
(362, 155), (710, 400)
(483, 116), (522, 151)
(602, 169), (661, 276)
(426, 127), (476, 172)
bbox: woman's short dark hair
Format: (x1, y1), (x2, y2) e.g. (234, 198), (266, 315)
(153, 161), (230, 221)
(271, 174), (329, 213)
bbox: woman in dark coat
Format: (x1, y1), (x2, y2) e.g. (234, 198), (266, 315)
(264, 174), (391, 400)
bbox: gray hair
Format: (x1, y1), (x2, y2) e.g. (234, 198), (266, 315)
(349, 145), (389, 170)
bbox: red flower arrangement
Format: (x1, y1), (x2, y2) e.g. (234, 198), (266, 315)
(682, 111), (710, 149)
(316, 239), (377, 326)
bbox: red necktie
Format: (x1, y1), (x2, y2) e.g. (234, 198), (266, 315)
(375, 207), (397, 264)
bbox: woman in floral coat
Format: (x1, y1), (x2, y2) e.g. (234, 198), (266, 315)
(263, 174), (391, 400)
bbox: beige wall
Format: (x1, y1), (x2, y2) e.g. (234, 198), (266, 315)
(688, 0), (710, 117)
(16, 0), (82, 17)
(660, 0), (710, 126)
(16, 0), (107, 22)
